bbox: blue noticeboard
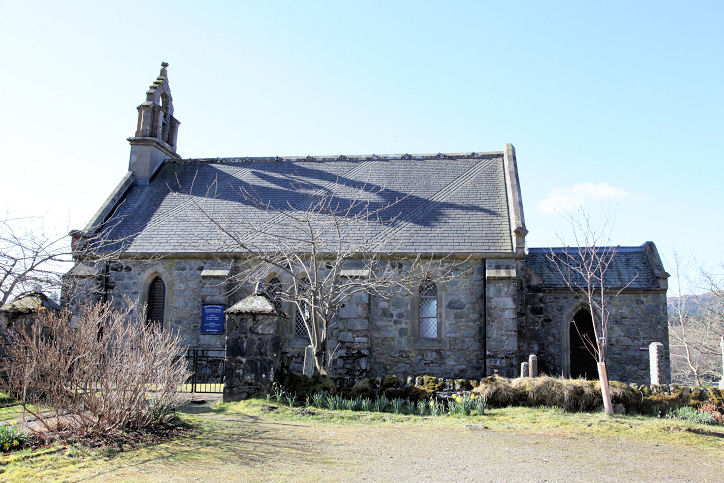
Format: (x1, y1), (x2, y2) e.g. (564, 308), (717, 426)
(201, 304), (225, 334)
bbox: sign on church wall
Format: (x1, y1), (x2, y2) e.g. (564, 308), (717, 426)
(201, 304), (225, 334)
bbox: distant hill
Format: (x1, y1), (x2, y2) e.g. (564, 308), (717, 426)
(667, 292), (721, 316)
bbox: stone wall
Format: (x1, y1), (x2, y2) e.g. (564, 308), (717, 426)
(283, 259), (487, 380)
(65, 258), (230, 348)
(366, 259), (486, 379)
(224, 309), (283, 401)
(521, 288), (670, 384)
(485, 259), (522, 377)
(64, 254), (668, 384)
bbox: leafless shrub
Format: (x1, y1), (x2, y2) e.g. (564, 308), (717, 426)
(0, 300), (189, 438)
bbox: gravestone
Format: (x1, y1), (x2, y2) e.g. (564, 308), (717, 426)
(223, 292), (284, 402)
(303, 345), (315, 377)
(649, 342), (665, 386)
(520, 362), (529, 378)
(528, 354), (538, 378)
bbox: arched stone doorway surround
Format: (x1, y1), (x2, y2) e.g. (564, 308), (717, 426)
(560, 301), (600, 379)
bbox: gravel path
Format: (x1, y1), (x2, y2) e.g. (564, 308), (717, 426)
(58, 410), (724, 482)
(334, 424), (723, 482)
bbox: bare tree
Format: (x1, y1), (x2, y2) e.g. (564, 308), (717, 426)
(0, 217), (71, 307)
(193, 181), (467, 374)
(667, 256), (723, 385)
(547, 210), (635, 416)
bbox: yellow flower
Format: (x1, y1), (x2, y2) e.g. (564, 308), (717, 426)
(3, 443), (9, 450)
(12, 440), (18, 446)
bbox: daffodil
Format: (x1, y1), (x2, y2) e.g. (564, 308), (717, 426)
(12, 440), (18, 446)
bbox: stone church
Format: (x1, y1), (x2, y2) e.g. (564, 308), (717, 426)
(66, 64), (670, 384)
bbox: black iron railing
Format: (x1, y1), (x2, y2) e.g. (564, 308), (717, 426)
(186, 348), (225, 393)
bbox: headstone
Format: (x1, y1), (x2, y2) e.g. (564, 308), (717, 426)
(520, 362), (529, 378)
(649, 342), (665, 385)
(303, 345), (315, 378)
(528, 354), (538, 378)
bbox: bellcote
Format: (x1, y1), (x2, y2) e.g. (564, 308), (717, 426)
(128, 62), (181, 184)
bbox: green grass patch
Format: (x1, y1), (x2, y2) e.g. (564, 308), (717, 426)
(1, 397), (722, 480)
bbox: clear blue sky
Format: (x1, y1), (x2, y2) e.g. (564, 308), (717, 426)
(1, 1), (722, 293)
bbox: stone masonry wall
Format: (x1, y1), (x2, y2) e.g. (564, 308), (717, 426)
(64, 256), (530, 381)
(485, 259), (522, 377)
(522, 289), (670, 384)
(366, 259), (486, 379)
(68, 258), (230, 348)
(224, 311), (283, 401)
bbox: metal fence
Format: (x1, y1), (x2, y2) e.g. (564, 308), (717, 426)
(186, 348), (225, 393)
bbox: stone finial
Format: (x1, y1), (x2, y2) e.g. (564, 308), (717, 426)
(521, 362), (529, 378)
(649, 342), (665, 385)
(528, 354), (538, 378)
(160, 62), (169, 77)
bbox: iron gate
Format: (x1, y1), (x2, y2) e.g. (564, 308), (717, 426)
(186, 348), (225, 393)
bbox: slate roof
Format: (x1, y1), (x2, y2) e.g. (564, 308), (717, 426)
(95, 153), (514, 255)
(526, 245), (664, 290)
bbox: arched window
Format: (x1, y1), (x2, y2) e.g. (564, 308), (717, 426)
(146, 276), (165, 328)
(294, 279), (309, 338)
(267, 277), (283, 313)
(418, 279), (438, 338)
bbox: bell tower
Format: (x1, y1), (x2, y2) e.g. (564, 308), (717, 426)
(128, 62), (181, 184)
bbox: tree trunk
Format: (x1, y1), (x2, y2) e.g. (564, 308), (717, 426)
(313, 334), (329, 375)
(597, 361), (613, 416)
(313, 348), (327, 375)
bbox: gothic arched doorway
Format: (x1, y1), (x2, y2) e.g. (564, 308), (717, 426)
(570, 310), (598, 379)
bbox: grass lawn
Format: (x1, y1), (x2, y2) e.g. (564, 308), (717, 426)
(1, 398), (723, 481)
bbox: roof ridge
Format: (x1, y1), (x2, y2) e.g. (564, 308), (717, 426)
(171, 151), (504, 164)
(527, 245), (646, 253)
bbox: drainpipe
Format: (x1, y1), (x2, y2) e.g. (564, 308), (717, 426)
(482, 258), (487, 377)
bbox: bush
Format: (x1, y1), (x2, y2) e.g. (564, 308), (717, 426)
(279, 372), (337, 398)
(666, 406), (718, 425)
(477, 376), (603, 412)
(0, 301), (190, 438)
(0, 422), (28, 452)
(473, 376), (517, 407)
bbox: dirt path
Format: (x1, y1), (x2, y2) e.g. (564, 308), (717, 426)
(63, 411), (723, 482)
